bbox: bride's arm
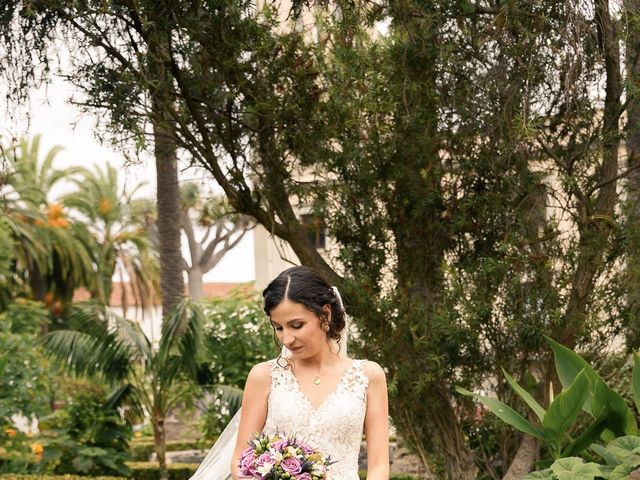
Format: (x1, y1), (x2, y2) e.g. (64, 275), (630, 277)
(230, 362), (271, 480)
(363, 361), (390, 480)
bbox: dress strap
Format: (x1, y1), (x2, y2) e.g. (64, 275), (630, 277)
(267, 358), (295, 391)
(341, 359), (369, 400)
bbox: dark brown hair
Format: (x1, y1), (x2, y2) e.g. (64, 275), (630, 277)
(262, 266), (346, 344)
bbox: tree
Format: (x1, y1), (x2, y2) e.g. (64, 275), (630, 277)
(62, 163), (159, 310)
(42, 298), (204, 480)
(179, 184), (252, 299)
(0, 136), (93, 308)
(2, 1), (638, 478)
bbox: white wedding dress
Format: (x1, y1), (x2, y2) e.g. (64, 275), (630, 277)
(263, 358), (370, 480)
(188, 288), (366, 480)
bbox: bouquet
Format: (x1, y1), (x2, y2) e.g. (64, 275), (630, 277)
(238, 433), (333, 480)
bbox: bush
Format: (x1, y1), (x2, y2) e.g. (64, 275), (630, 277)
(126, 462), (197, 480)
(37, 381), (131, 477)
(0, 476), (124, 480)
(198, 292), (275, 441)
(129, 439), (212, 462)
(358, 472), (418, 480)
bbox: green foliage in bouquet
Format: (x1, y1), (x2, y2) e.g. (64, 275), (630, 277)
(37, 382), (131, 477)
(457, 337), (640, 479)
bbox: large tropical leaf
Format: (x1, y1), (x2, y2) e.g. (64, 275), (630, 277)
(503, 369), (546, 422)
(456, 387), (546, 440)
(543, 369), (590, 451)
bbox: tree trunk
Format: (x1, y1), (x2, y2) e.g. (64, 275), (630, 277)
(625, 0), (640, 348)
(187, 265), (204, 300)
(148, 27), (184, 317)
(560, 0), (621, 347)
(154, 122), (184, 315)
(152, 416), (168, 480)
(502, 436), (539, 480)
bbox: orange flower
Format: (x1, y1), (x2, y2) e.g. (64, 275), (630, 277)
(30, 442), (43, 455)
(5, 428), (16, 438)
(44, 203), (70, 229)
(47, 203), (64, 218)
(98, 197), (112, 216)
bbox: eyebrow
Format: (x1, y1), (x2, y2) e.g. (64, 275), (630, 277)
(270, 318), (305, 327)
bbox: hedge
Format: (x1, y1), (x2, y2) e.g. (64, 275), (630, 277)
(129, 440), (212, 461)
(0, 476), (124, 480)
(125, 462), (198, 480)
(358, 471), (418, 480)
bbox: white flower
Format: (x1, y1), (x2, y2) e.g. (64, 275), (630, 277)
(273, 451), (284, 462)
(257, 462), (274, 476)
(285, 446), (299, 457)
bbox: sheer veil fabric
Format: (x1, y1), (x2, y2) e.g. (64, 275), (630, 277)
(188, 286), (349, 480)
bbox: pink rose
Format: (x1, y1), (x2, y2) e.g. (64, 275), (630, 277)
(295, 473), (312, 480)
(295, 440), (314, 455)
(280, 456), (303, 475)
(256, 451), (275, 470)
(238, 448), (256, 477)
(272, 438), (290, 451)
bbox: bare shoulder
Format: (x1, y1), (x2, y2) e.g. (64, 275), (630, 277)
(361, 359), (386, 383)
(245, 361), (272, 389)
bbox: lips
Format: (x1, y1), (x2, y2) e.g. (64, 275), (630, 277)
(288, 346), (303, 352)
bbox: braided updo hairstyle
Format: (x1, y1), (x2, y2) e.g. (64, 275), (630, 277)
(262, 266), (346, 345)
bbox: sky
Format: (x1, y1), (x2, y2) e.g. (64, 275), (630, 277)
(2, 75), (256, 284)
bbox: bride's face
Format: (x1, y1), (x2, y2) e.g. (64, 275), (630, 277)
(269, 298), (331, 357)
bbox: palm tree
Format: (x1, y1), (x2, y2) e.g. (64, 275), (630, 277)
(42, 298), (204, 480)
(1, 136), (94, 308)
(62, 163), (160, 311)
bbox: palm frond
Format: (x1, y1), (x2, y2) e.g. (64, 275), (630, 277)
(105, 383), (144, 421)
(42, 329), (135, 383)
(156, 298), (205, 380)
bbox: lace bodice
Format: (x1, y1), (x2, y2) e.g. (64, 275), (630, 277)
(263, 359), (369, 480)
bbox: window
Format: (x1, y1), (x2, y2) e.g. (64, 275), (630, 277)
(301, 214), (326, 250)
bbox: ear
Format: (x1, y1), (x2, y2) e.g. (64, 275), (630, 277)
(322, 304), (332, 323)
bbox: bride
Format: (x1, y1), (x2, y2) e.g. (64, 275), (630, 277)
(191, 265), (390, 480)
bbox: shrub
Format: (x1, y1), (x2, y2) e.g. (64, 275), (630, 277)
(37, 381), (131, 477)
(458, 337), (640, 479)
(0, 476), (123, 480)
(129, 439), (212, 462)
(198, 292), (274, 441)
(126, 462), (197, 480)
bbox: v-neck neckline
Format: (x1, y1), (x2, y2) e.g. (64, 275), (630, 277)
(287, 359), (356, 413)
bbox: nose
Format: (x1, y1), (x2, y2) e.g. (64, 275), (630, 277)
(283, 330), (296, 347)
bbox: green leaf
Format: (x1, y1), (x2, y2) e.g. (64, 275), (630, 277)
(72, 455), (95, 473)
(605, 436), (640, 463)
(546, 337), (598, 413)
(549, 457), (605, 480)
(456, 387), (546, 440)
(633, 353), (640, 415)
(543, 369), (590, 450)
(503, 369), (546, 422)
(563, 414), (609, 458)
(592, 379), (637, 436)
(608, 461), (640, 480)
(523, 470), (554, 479)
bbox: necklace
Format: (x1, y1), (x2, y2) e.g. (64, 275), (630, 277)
(311, 360), (338, 385)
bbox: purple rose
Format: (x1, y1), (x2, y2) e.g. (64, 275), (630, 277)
(255, 451), (275, 471)
(295, 474), (312, 480)
(295, 440), (315, 455)
(280, 457), (303, 475)
(238, 448), (256, 477)
(272, 439), (290, 451)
